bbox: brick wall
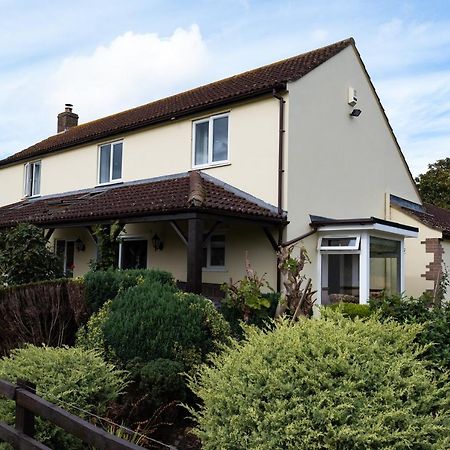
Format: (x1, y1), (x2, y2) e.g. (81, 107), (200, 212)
(421, 238), (444, 292)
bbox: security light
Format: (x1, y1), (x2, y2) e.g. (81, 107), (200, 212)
(350, 109), (362, 117)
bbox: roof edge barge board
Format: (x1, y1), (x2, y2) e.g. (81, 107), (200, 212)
(0, 85), (287, 168)
(309, 214), (418, 233)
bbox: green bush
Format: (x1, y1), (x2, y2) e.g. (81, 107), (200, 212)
(221, 292), (280, 337)
(370, 293), (450, 369)
(84, 268), (174, 312)
(189, 312), (450, 449)
(0, 345), (127, 450)
(0, 223), (61, 285)
(103, 282), (229, 367)
(327, 303), (371, 319)
(76, 300), (114, 357)
(128, 358), (187, 410)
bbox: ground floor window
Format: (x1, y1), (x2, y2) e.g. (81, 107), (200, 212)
(321, 253), (360, 304)
(55, 240), (75, 277)
(203, 234), (226, 269)
(119, 239), (148, 269)
(369, 237), (401, 297)
(319, 232), (404, 304)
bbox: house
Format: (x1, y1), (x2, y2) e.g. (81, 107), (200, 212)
(390, 197), (450, 301)
(0, 37), (432, 304)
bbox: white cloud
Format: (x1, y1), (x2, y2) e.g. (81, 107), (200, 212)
(377, 70), (450, 175)
(47, 25), (208, 123)
(0, 25), (208, 159)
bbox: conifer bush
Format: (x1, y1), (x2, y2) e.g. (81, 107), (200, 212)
(84, 268), (174, 312)
(189, 312), (450, 449)
(0, 344), (127, 450)
(103, 282), (229, 367)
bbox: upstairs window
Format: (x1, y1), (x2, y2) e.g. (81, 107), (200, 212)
(193, 113), (229, 167)
(98, 141), (123, 184)
(24, 161), (41, 197)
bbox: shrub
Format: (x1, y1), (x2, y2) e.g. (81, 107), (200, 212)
(76, 300), (113, 357)
(189, 312), (450, 449)
(0, 279), (87, 355)
(128, 358), (187, 410)
(370, 293), (450, 369)
(0, 223), (61, 285)
(327, 303), (371, 319)
(103, 282), (229, 367)
(221, 292), (279, 338)
(84, 268), (174, 312)
(0, 345), (127, 450)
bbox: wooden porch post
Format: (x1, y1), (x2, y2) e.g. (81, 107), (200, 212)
(187, 217), (203, 294)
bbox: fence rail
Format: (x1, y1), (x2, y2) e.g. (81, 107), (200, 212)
(0, 378), (146, 450)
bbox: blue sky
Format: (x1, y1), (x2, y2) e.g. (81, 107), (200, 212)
(1, 0), (449, 175)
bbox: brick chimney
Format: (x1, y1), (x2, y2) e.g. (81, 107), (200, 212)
(57, 104), (78, 133)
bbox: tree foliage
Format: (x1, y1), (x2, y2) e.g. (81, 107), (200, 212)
(0, 223), (61, 285)
(189, 312), (450, 449)
(415, 157), (450, 208)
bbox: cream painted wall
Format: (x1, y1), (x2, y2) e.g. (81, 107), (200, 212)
(390, 207), (441, 297)
(0, 97), (280, 208)
(286, 45), (421, 243)
(0, 164), (24, 206)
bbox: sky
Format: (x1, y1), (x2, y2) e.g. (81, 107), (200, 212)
(0, 0), (449, 176)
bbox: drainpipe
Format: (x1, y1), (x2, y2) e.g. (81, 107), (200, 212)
(273, 87), (286, 292)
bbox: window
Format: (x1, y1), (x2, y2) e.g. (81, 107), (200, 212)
(55, 240), (75, 277)
(370, 237), (401, 296)
(24, 161), (41, 197)
(202, 235), (226, 269)
(119, 239), (148, 269)
(321, 253), (360, 304)
(320, 236), (360, 251)
(98, 141), (123, 184)
(193, 114), (229, 167)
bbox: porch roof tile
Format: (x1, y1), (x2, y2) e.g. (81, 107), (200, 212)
(402, 203), (450, 239)
(0, 172), (285, 228)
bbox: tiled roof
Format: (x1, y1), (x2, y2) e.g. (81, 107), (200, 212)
(402, 203), (450, 239)
(0, 38), (354, 167)
(0, 172), (284, 228)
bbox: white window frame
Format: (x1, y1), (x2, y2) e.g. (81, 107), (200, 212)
(97, 140), (123, 186)
(202, 234), (226, 272)
(317, 230), (406, 305)
(192, 113), (230, 169)
(55, 239), (75, 276)
(319, 235), (361, 251)
(23, 160), (41, 198)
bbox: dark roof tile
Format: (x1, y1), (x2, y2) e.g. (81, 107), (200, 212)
(0, 172), (284, 228)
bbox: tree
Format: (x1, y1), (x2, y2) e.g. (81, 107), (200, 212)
(415, 157), (450, 209)
(0, 223), (61, 285)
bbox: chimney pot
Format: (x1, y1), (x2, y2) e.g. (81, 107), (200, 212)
(57, 104), (78, 133)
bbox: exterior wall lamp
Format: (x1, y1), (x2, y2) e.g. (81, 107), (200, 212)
(152, 233), (164, 251)
(75, 238), (86, 252)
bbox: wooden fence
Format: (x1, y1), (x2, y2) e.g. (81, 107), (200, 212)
(0, 378), (149, 450)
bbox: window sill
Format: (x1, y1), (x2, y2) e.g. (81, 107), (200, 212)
(202, 267), (228, 273)
(24, 194), (41, 200)
(95, 180), (124, 188)
(192, 161), (231, 170)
